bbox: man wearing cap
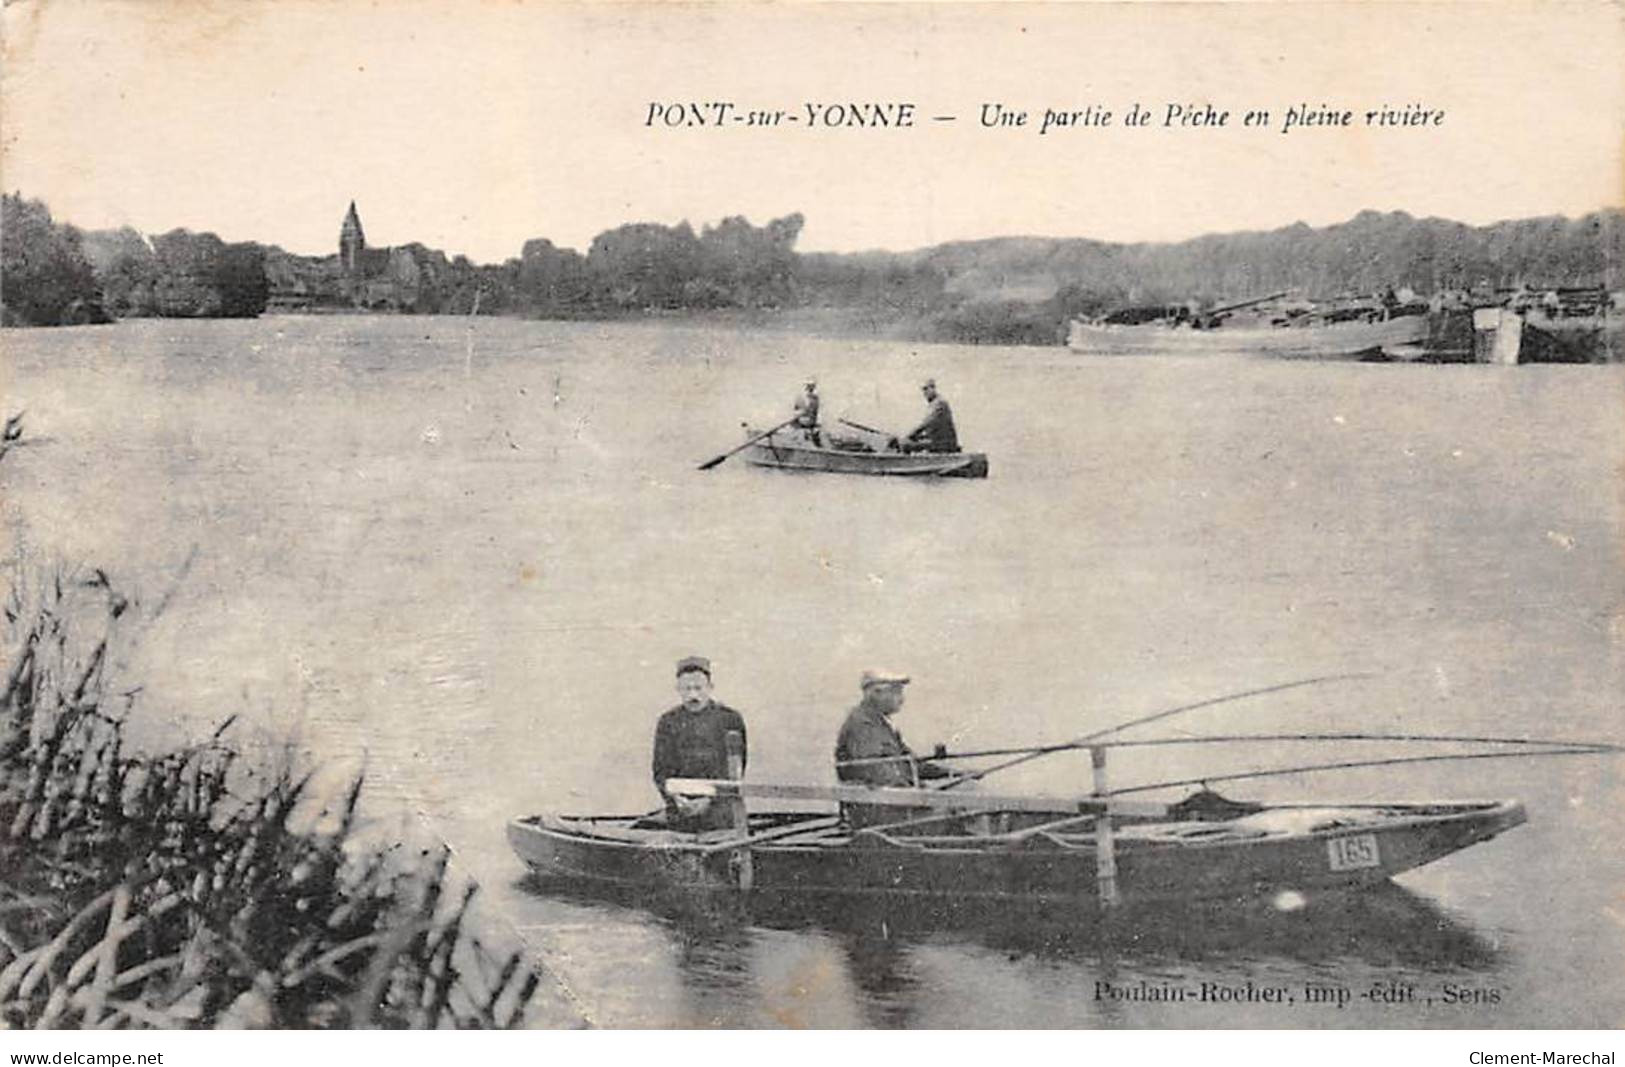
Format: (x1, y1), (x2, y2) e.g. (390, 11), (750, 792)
(792, 378), (822, 445)
(899, 378), (959, 454)
(651, 656), (748, 832)
(834, 670), (951, 829)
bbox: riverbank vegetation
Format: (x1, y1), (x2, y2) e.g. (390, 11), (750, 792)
(1, 195), (109, 327)
(0, 571), (543, 1028)
(0, 439), (545, 1028)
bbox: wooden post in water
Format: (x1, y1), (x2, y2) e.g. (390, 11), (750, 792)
(725, 730), (753, 891)
(1091, 746), (1119, 908)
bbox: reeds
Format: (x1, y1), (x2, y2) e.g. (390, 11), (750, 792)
(0, 565), (543, 1029)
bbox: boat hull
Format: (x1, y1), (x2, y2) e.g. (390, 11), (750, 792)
(508, 799), (1524, 907)
(1066, 315), (1430, 359)
(741, 432), (988, 478)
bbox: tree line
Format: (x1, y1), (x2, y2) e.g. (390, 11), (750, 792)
(3, 194), (269, 326)
(4, 192), (1620, 346)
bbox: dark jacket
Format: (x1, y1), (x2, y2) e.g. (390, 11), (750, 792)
(652, 701), (746, 830)
(835, 701), (920, 788)
(906, 396), (959, 452)
(834, 699), (947, 829)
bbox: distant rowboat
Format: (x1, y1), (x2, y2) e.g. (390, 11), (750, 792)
(740, 426), (988, 478)
(1067, 313), (1429, 360)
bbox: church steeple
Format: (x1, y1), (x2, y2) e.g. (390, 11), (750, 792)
(339, 201), (366, 273)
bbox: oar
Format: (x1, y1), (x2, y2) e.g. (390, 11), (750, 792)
(697, 417), (797, 471)
(838, 417), (894, 437)
(940, 672), (1372, 789)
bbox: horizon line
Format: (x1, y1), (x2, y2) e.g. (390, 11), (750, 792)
(18, 191), (1621, 269)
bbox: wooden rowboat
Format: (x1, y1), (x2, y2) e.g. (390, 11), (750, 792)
(740, 426), (988, 479)
(507, 778), (1526, 908)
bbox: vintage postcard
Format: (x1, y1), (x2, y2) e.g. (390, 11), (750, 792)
(1, 0), (1621, 1044)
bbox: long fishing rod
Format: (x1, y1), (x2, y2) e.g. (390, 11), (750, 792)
(1097, 733), (1622, 753)
(939, 671), (1372, 789)
(1106, 745), (1622, 797)
(834, 731), (1624, 768)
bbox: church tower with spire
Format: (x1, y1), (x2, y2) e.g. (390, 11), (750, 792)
(339, 201), (366, 274)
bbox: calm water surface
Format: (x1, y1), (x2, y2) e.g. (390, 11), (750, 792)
(3, 315), (1622, 1027)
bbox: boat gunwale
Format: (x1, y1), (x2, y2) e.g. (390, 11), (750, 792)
(511, 798), (1523, 855)
(740, 426), (986, 476)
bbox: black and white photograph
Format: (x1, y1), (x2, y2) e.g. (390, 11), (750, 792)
(1, 0), (1622, 1045)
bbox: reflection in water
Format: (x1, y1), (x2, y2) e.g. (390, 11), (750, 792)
(828, 910), (922, 1029)
(516, 873), (1504, 1027)
(669, 920), (758, 1026)
(892, 884), (1505, 972)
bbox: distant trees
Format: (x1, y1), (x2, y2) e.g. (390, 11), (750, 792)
(1, 194), (108, 327)
(902, 209), (1624, 315)
(79, 224), (268, 318)
(556, 213), (805, 312)
(693, 213), (803, 307)
(83, 227), (159, 316)
(586, 222), (700, 309)
(8, 191), (1619, 345)
(795, 251), (947, 313)
(212, 212), (807, 319)
(517, 238), (589, 312)
(146, 230), (268, 317)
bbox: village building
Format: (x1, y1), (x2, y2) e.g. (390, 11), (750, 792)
(266, 201), (454, 312)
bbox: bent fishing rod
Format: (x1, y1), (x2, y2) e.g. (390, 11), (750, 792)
(936, 672), (1374, 789)
(835, 731), (1624, 769)
(1106, 743), (1624, 797)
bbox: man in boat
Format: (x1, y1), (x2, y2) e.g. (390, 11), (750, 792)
(792, 378), (822, 446)
(651, 656), (748, 832)
(897, 378), (959, 454)
(834, 669), (951, 829)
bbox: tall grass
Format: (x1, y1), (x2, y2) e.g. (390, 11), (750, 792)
(1, 431), (544, 1028)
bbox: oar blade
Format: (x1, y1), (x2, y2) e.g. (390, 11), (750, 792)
(697, 416), (798, 472)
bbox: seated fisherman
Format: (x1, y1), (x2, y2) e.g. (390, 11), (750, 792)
(833, 669), (951, 829)
(898, 378), (959, 454)
(651, 656), (747, 832)
(792, 378), (822, 445)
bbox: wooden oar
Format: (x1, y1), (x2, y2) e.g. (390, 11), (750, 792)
(941, 672), (1372, 789)
(838, 417), (895, 438)
(665, 777), (1170, 817)
(697, 417), (797, 471)
(694, 813), (845, 854)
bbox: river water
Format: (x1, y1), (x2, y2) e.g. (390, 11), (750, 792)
(3, 315), (1622, 1028)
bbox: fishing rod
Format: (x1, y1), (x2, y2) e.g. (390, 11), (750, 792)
(1095, 733), (1620, 753)
(836, 731), (1625, 768)
(1107, 745), (1623, 797)
(939, 672), (1373, 789)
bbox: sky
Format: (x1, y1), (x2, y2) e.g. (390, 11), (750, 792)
(2, 1), (1621, 264)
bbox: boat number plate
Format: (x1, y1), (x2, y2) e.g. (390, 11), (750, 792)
(1327, 833), (1380, 872)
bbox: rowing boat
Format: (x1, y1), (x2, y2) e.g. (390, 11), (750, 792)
(506, 779), (1526, 907)
(739, 426), (988, 479)
(510, 684), (1614, 917)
